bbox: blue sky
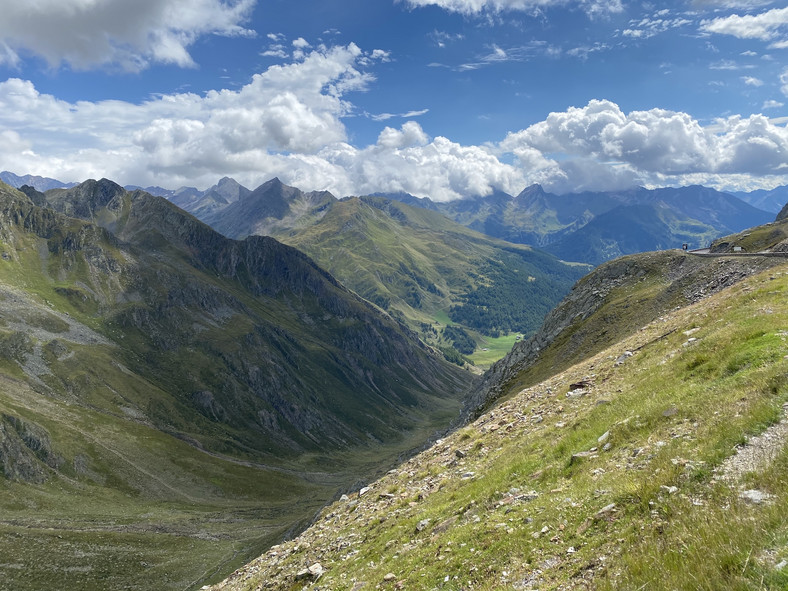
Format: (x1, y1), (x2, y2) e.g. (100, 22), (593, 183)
(0, 0), (786, 199)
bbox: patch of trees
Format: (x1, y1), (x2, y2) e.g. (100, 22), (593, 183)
(449, 251), (584, 336)
(442, 325), (475, 354)
(439, 346), (465, 366)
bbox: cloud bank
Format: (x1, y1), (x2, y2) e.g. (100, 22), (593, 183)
(701, 6), (788, 48)
(1, 43), (787, 199)
(0, 0), (256, 70)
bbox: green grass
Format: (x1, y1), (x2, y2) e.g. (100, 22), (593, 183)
(468, 332), (521, 368)
(213, 262), (788, 591)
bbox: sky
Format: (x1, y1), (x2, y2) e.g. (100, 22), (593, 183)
(0, 0), (786, 200)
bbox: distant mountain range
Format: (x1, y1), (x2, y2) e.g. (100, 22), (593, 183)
(385, 184), (774, 264)
(155, 175), (776, 266)
(0, 171), (78, 192)
(2, 169), (781, 266)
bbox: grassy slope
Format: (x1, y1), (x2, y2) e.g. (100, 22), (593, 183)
(273, 196), (587, 363)
(211, 256), (788, 591)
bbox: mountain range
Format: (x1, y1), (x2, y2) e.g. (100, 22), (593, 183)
(186, 178), (588, 351)
(3, 171), (782, 267)
(0, 178), (473, 590)
(386, 184), (774, 264)
(136, 176), (775, 267)
(2, 169), (788, 590)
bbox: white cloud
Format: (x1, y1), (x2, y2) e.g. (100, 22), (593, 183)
(499, 99), (788, 190)
(742, 76), (764, 86)
(701, 6), (788, 48)
(318, 125), (526, 200)
(782, 67), (788, 96)
(622, 13), (693, 40)
(376, 121), (431, 148)
(0, 0), (256, 71)
(0, 45), (382, 187)
(402, 0), (622, 18)
(763, 99), (784, 109)
(2, 43), (787, 198)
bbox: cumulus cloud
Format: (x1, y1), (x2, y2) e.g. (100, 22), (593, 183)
(0, 44), (383, 187)
(315, 124), (526, 200)
(499, 99), (788, 190)
(401, 0), (622, 18)
(2, 41), (787, 198)
(701, 6), (788, 48)
(0, 0), (256, 71)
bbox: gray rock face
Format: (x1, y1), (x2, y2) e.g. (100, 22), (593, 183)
(0, 414), (62, 483)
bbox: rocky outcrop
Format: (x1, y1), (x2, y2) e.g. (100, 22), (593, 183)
(0, 414), (63, 483)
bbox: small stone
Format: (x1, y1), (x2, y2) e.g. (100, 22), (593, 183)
(340, 494), (350, 502)
(461, 472), (475, 479)
(598, 431), (610, 444)
(615, 351), (633, 365)
(359, 486), (371, 496)
(383, 573), (397, 582)
(455, 449), (466, 458)
(595, 503), (616, 519)
(662, 407), (678, 417)
(295, 562), (324, 580)
(660, 485), (678, 495)
(602, 442), (612, 451)
(416, 519), (430, 532)
(776, 559), (788, 571)
(567, 546), (576, 554)
(740, 489), (772, 504)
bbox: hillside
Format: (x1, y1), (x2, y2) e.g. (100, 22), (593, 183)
(180, 179), (587, 366)
(390, 185), (774, 265)
(734, 185), (788, 214)
(210, 221), (788, 590)
(0, 180), (474, 590)
(269, 196), (587, 342)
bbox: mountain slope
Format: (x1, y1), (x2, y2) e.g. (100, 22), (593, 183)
(0, 180), (474, 590)
(270, 196), (588, 339)
(211, 226), (788, 591)
(202, 177), (336, 239)
(185, 180), (588, 365)
(734, 185), (788, 214)
(391, 185), (773, 264)
(0, 170), (77, 191)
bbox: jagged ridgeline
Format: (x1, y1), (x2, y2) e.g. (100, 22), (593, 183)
(0, 179), (473, 590)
